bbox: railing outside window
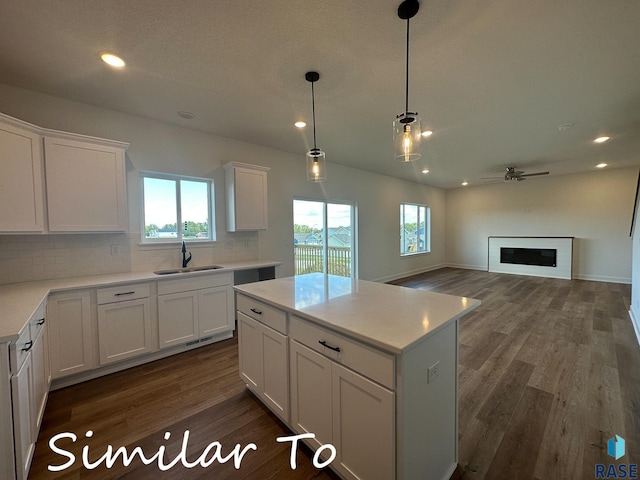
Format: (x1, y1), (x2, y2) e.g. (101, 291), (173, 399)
(294, 244), (351, 277)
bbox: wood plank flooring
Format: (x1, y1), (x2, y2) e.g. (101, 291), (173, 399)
(392, 268), (639, 480)
(28, 268), (638, 479)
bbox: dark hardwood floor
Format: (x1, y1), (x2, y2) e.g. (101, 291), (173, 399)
(29, 268), (639, 479)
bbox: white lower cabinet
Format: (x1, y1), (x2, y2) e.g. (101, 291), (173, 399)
(97, 283), (153, 365)
(158, 291), (198, 347)
(158, 273), (234, 349)
(48, 291), (93, 379)
(8, 300), (50, 480)
(30, 320), (51, 432)
(11, 351), (34, 480)
(238, 312), (289, 422)
(290, 339), (395, 480)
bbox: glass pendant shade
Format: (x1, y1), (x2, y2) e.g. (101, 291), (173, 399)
(306, 147), (326, 182)
(393, 111), (422, 162)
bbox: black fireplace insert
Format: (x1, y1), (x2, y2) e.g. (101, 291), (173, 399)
(500, 247), (557, 267)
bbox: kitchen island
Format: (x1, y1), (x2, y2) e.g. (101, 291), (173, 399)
(234, 273), (481, 480)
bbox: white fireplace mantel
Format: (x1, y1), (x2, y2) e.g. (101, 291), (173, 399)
(488, 236), (574, 280)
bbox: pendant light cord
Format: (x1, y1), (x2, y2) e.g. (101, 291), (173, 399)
(405, 17), (410, 114)
(311, 81), (318, 150)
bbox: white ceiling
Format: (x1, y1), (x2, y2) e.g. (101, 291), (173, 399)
(1, 0), (639, 188)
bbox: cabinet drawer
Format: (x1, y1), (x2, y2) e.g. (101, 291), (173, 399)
(97, 283), (150, 304)
(290, 315), (394, 389)
(158, 272), (233, 296)
(10, 327), (33, 374)
(28, 300), (47, 340)
(237, 294), (287, 335)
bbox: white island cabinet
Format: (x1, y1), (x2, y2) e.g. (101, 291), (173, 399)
(235, 273), (481, 480)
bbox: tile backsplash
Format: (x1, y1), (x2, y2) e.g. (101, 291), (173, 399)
(0, 231), (259, 285)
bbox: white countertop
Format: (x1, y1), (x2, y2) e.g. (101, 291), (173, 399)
(0, 260), (280, 343)
(234, 273), (481, 355)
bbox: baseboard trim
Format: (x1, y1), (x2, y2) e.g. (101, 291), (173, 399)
(573, 273), (631, 284)
(373, 263), (447, 283)
(630, 308), (640, 348)
(445, 263), (487, 271)
(444, 264), (631, 285)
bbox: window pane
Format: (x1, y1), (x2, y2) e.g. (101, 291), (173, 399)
(401, 204), (418, 254)
(180, 180), (210, 240)
(144, 177), (177, 239)
(417, 205), (426, 252)
(327, 203), (353, 277)
(294, 200), (325, 275)
(401, 203), (429, 255)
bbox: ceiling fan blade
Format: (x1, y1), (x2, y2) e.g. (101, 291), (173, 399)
(480, 176), (504, 180)
(519, 171), (549, 177)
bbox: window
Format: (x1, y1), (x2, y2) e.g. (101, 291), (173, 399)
(293, 199), (356, 278)
(400, 203), (430, 255)
(141, 172), (214, 242)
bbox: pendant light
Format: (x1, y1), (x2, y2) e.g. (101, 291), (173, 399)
(394, 0), (421, 162)
(305, 71), (326, 182)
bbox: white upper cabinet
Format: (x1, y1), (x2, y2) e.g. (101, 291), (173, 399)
(224, 162), (269, 231)
(0, 114), (45, 232)
(44, 135), (128, 232)
(0, 111), (129, 234)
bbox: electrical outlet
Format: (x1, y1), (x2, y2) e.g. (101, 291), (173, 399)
(427, 361), (440, 383)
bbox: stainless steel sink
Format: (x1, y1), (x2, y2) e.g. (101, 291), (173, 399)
(153, 265), (223, 275)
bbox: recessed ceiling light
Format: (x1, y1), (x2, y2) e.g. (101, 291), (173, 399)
(596, 163), (608, 168)
(594, 136), (610, 143)
(421, 130), (433, 137)
(100, 53), (125, 68)
(178, 111), (195, 120)
(461, 181), (469, 186)
(421, 168), (430, 174)
(294, 121), (306, 128)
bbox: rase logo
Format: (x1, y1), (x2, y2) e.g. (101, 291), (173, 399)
(595, 435), (638, 479)
(609, 436), (626, 461)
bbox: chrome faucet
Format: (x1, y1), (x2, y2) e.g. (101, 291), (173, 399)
(181, 241), (192, 268)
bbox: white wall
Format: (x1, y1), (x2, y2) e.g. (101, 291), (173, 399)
(0, 84), (445, 284)
(445, 168), (636, 283)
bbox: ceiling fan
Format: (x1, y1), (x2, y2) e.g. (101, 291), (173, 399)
(481, 166), (550, 182)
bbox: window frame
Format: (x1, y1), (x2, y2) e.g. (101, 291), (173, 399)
(400, 202), (431, 256)
(293, 197), (358, 279)
(140, 171), (215, 244)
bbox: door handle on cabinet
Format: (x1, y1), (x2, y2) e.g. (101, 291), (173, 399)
(250, 308), (263, 315)
(115, 291), (135, 296)
(22, 341), (33, 352)
(36, 318), (45, 325)
(319, 340), (341, 353)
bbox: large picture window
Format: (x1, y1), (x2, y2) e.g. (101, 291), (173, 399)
(141, 172), (214, 242)
(400, 203), (430, 255)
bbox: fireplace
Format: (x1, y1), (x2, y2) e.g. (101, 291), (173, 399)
(500, 247), (557, 267)
(488, 237), (573, 279)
